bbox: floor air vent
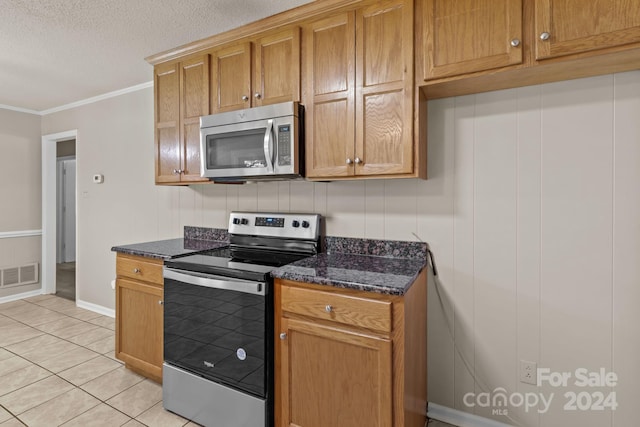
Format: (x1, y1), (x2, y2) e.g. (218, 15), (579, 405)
(1, 263), (39, 287)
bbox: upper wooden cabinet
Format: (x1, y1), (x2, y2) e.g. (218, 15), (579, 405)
(422, 0), (523, 80)
(420, 0), (640, 98)
(154, 55), (209, 184)
(305, 0), (418, 179)
(255, 28), (301, 106)
(357, 0), (415, 176)
(210, 27), (301, 113)
(534, 0), (640, 60)
(304, 12), (356, 178)
(210, 43), (251, 113)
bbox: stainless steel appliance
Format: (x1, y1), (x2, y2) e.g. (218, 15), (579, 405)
(162, 212), (321, 427)
(200, 102), (304, 181)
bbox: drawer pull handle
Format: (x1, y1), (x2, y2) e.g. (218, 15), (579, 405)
(133, 268), (140, 274)
(279, 333), (287, 340)
(158, 300), (164, 305)
(325, 304), (333, 313)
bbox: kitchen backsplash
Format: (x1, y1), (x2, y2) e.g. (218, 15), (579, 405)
(183, 226), (228, 242)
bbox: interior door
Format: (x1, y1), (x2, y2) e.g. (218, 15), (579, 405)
(62, 159), (76, 263)
(57, 158), (76, 264)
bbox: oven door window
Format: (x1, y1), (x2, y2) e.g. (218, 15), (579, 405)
(164, 277), (268, 398)
(205, 128), (268, 170)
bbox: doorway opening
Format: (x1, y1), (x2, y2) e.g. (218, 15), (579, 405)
(56, 139), (76, 300)
(41, 130), (77, 297)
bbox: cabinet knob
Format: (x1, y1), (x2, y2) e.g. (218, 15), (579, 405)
(172, 169), (179, 174)
(325, 304), (333, 313)
(354, 157), (362, 164)
(346, 158), (353, 165)
(540, 32), (550, 41)
(133, 268), (140, 274)
(254, 93), (262, 99)
(158, 300), (164, 305)
(510, 38), (520, 47)
(242, 95), (249, 101)
(279, 332), (287, 340)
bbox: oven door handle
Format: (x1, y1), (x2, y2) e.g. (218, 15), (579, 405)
(163, 268), (266, 296)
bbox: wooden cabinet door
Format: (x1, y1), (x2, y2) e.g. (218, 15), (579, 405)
(535, 0), (640, 60)
(356, 0), (415, 176)
(422, 0), (523, 79)
(210, 42), (252, 113)
(304, 12), (356, 178)
(254, 28), (301, 107)
(154, 62), (181, 183)
(115, 278), (163, 380)
(279, 318), (392, 427)
(180, 55), (209, 182)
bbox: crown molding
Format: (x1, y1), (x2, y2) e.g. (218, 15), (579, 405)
(40, 81), (153, 115)
(0, 81), (153, 116)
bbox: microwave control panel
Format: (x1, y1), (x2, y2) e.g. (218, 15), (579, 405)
(277, 125), (291, 166)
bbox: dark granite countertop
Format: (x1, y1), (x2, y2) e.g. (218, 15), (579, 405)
(272, 236), (428, 296)
(111, 238), (228, 260)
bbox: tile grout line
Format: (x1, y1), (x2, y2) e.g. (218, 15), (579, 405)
(0, 296), (191, 427)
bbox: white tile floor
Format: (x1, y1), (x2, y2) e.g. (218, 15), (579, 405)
(0, 294), (199, 427)
(1, 294), (457, 427)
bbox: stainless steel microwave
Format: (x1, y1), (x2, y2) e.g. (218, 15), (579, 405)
(200, 101), (304, 181)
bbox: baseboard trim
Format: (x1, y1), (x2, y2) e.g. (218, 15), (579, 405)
(76, 299), (115, 318)
(428, 403), (514, 427)
(0, 289), (43, 304)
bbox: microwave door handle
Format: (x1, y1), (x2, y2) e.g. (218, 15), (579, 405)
(263, 119), (274, 173)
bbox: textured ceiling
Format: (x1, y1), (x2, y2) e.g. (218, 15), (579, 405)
(0, 0), (313, 113)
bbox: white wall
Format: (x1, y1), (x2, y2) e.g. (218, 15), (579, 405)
(41, 71), (640, 426)
(422, 71), (639, 427)
(0, 108), (42, 298)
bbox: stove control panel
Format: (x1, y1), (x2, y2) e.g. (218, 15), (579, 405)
(228, 212), (320, 240)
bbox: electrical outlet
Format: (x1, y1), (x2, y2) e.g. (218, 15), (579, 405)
(520, 360), (537, 385)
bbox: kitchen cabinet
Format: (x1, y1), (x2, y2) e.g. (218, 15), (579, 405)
(275, 270), (428, 427)
(303, 12), (355, 178)
(534, 0), (640, 60)
(115, 253), (164, 383)
(304, 0), (419, 179)
(420, 0), (640, 99)
(210, 27), (301, 113)
(421, 0), (523, 80)
(154, 55), (209, 184)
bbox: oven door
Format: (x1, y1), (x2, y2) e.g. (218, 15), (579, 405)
(163, 267), (272, 399)
(200, 117), (296, 179)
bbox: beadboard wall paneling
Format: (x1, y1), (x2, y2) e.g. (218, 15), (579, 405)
(539, 75), (614, 426)
(611, 71), (640, 427)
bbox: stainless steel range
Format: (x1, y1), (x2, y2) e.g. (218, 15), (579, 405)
(162, 212), (321, 427)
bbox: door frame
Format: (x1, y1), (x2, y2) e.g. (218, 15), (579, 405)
(41, 130), (77, 295)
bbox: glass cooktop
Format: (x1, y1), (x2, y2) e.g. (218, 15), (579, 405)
(164, 246), (312, 282)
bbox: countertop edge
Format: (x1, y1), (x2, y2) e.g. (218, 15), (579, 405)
(111, 238), (229, 260)
(271, 254), (427, 296)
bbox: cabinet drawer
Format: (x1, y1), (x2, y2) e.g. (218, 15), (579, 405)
(116, 254), (164, 285)
(281, 285), (392, 333)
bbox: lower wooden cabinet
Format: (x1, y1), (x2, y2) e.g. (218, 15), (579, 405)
(275, 270), (428, 427)
(115, 253), (164, 383)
